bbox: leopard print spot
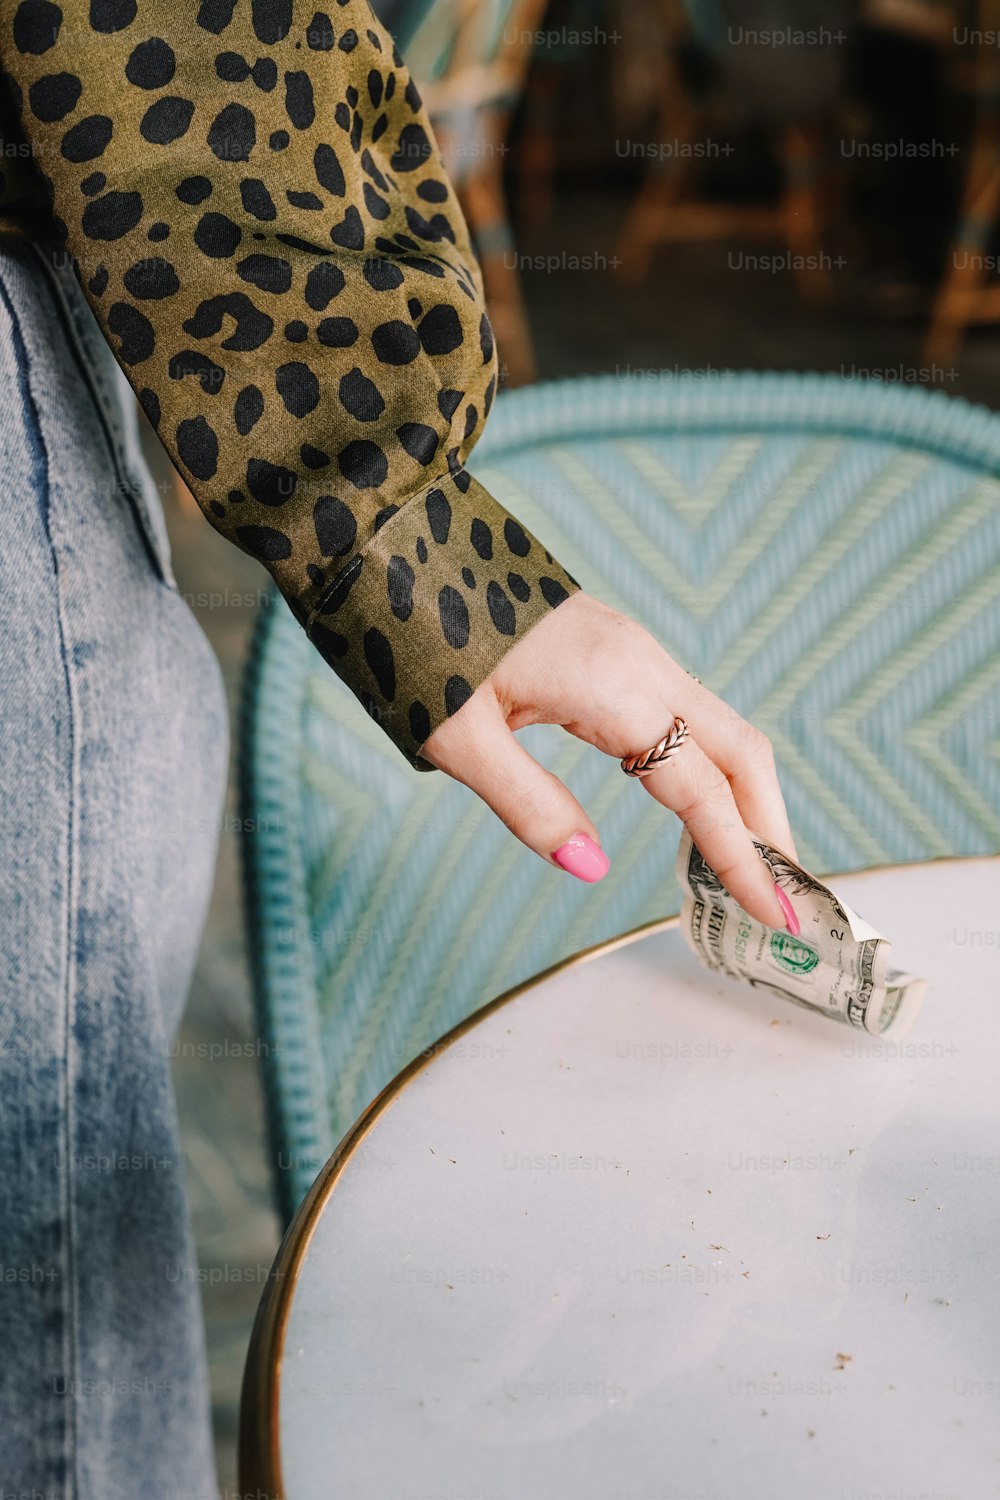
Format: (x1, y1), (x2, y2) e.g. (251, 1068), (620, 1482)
(387, 554), (414, 621)
(312, 622), (349, 660)
(309, 144), (345, 202)
(90, 0), (136, 33)
(417, 178), (448, 203)
(247, 456), (297, 506)
(138, 387), (160, 426)
(107, 301), (155, 362)
(123, 257), (178, 298)
(240, 177), (276, 218)
(371, 319), (419, 365)
(215, 50), (249, 82)
(304, 261), (344, 309)
(184, 292), (273, 350)
(438, 585), (468, 648)
(168, 349), (224, 392)
(480, 314), (495, 363)
(338, 366), (383, 422)
(540, 577), (570, 608)
(470, 518), (492, 560)
(397, 423), (437, 465)
(362, 256), (402, 293)
(284, 71), (314, 130)
(237, 253), (291, 291)
(234, 384), (264, 434)
(252, 0), (291, 45)
(275, 361), (319, 417)
(194, 211), (241, 257)
(425, 487), (451, 543)
(364, 185), (389, 219)
(286, 189), (321, 210)
(13, 0), (62, 53)
(487, 581), (516, 636)
(252, 58), (277, 90)
(197, 0), (237, 33)
(176, 414), (218, 479)
(29, 71), (81, 121)
(316, 316), (358, 347)
(405, 206), (453, 243)
(329, 204), (364, 249)
(177, 175), (212, 204)
(409, 700), (431, 745)
(141, 96), (194, 144)
(504, 518), (530, 558)
(60, 115), (112, 162)
(364, 628), (395, 701)
(338, 439), (387, 490)
(444, 675), (473, 716)
(207, 101), (255, 160)
(313, 494), (356, 556)
(418, 304), (462, 356)
(236, 523), (291, 560)
(307, 11), (334, 50)
(390, 122), (430, 173)
(126, 38), (175, 88)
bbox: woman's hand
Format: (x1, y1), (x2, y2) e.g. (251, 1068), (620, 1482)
(421, 592), (800, 933)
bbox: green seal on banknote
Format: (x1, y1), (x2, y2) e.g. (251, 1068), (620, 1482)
(769, 932), (820, 974)
(675, 830), (927, 1037)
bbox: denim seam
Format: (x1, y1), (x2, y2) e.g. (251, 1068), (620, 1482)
(28, 242), (177, 594)
(0, 261), (80, 1500)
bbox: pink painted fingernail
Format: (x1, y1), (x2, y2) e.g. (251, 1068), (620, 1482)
(552, 833), (610, 883)
(774, 882), (800, 936)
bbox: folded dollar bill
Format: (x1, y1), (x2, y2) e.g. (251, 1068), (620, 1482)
(674, 829), (927, 1037)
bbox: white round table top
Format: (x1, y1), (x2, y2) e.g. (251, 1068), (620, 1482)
(266, 856), (1000, 1500)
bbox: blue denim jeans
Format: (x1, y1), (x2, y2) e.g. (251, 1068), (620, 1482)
(0, 235), (229, 1498)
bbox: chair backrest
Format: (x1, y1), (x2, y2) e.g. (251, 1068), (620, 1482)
(369, 0), (440, 56)
(240, 371), (1000, 1221)
(402, 0), (547, 113)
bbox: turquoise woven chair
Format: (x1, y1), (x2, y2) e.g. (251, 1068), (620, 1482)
(240, 372), (1000, 1222)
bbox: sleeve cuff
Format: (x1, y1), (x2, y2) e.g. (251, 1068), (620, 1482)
(304, 468), (581, 770)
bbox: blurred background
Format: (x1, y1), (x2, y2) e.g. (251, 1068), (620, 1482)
(147, 0), (1000, 1487)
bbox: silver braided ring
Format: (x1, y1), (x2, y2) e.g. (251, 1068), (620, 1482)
(621, 716), (691, 778)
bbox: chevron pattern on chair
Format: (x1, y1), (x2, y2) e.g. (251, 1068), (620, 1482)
(240, 372), (1000, 1221)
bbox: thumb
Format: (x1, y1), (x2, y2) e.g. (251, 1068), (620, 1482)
(421, 690), (611, 884)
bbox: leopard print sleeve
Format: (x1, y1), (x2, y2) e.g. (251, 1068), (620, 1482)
(0, 0), (579, 768)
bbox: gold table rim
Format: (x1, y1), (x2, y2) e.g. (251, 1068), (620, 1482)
(238, 849), (999, 1498)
